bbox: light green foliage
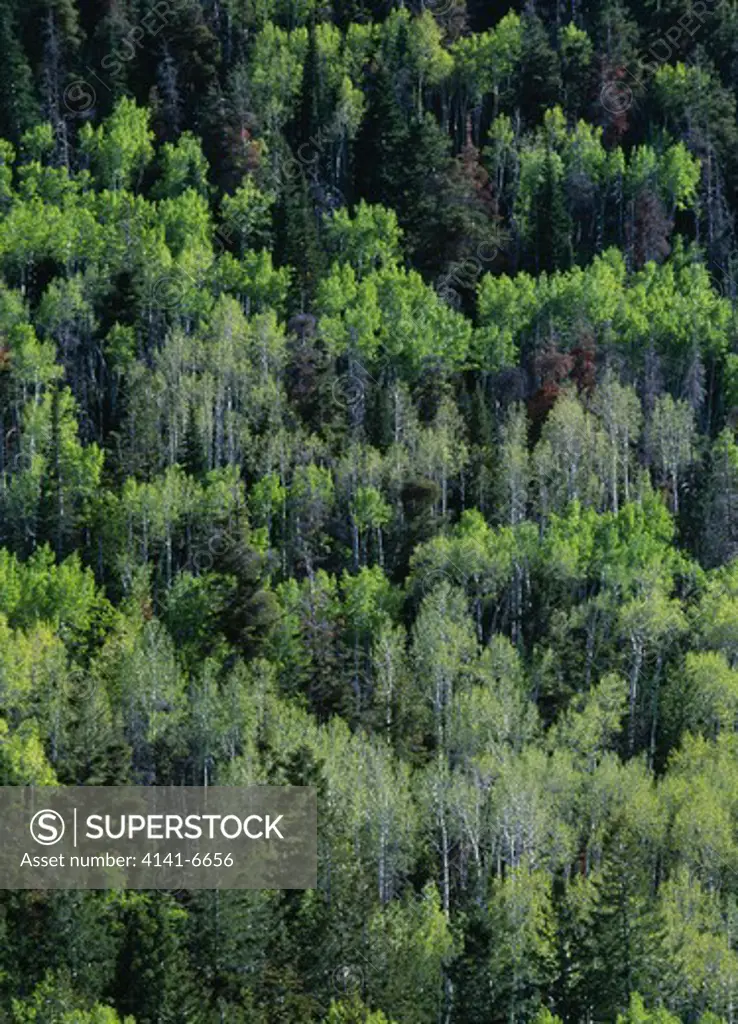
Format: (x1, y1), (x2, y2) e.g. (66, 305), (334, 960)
(475, 269), (536, 371)
(487, 865), (557, 1023)
(657, 869), (738, 1019)
(533, 389), (605, 515)
(0, 138), (15, 206)
(80, 98), (154, 191)
(0, 546), (105, 639)
(321, 726), (417, 901)
(12, 972), (135, 1024)
(477, 243), (727, 374)
(452, 634), (539, 762)
(696, 562), (738, 661)
(452, 13), (523, 103)
(405, 10), (453, 104)
(153, 132), (211, 199)
(221, 177), (276, 254)
(662, 734), (738, 886)
(250, 24), (308, 134)
(0, 16), (735, 1023)
(646, 394), (695, 513)
(157, 189), (212, 254)
(0, 717), (57, 783)
(704, 430), (738, 564)
(325, 201), (403, 277)
(679, 652), (738, 737)
(351, 485), (391, 532)
(498, 403), (531, 524)
(317, 261), (473, 371)
(592, 370), (642, 513)
(552, 673), (627, 767)
(412, 582), (477, 752)
(617, 993), (683, 1024)
(323, 998), (395, 1024)
(367, 884), (457, 1024)
(409, 509), (516, 611)
(92, 612), (187, 774)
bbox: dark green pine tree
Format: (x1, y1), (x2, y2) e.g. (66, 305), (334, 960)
(517, 12), (562, 125)
(213, 534), (282, 659)
(38, 387), (67, 559)
(400, 113), (461, 278)
(82, 0), (139, 119)
(0, 0), (38, 143)
(258, 746), (342, 1019)
(534, 144), (573, 274)
(354, 62), (409, 216)
(584, 840), (662, 1021)
(550, 873), (601, 1024)
(183, 404), (208, 479)
(0, 890), (120, 1011)
(184, 888), (274, 1023)
(448, 906), (496, 1024)
(437, 130), (501, 306)
(357, 64), (465, 278)
(45, 891), (122, 1005)
(465, 0), (508, 31)
(331, 0), (363, 31)
(59, 673), (133, 787)
(468, 381), (496, 451)
(274, 165), (325, 309)
(0, 892), (55, 1005)
(27, 0), (83, 133)
(296, 20), (322, 154)
(112, 892), (199, 1024)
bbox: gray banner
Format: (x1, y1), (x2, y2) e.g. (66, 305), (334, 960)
(0, 787), (317, 889)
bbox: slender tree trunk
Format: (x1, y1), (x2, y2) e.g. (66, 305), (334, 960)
(628, 636), (643, 754)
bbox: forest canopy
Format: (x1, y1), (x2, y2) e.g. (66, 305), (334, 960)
(1, 0), (738, 1022)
